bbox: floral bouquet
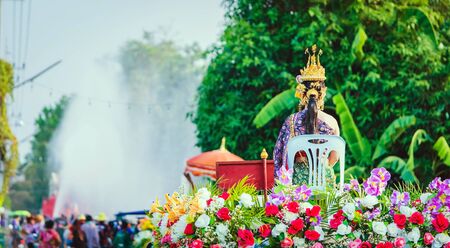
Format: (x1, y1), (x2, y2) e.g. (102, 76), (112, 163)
(139, 168), (449, 248)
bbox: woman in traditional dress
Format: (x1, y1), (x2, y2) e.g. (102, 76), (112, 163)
(273, 45), (340, 186)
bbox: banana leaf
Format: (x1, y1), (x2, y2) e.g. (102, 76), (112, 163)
(406, 129), (428, 171)
(351, 26), (368, 62)
(372, 116), (416, 161)
(399, 7), (438, 48)
(332, 93), (371, 163)
(253, 88), (297, 128)
(433, 136), (450, 166)
(343, 166), (367, 180)
(378, 155), (418, 183)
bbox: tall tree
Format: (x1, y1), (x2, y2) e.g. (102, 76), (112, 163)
(0, 59), (19, 206)
(192, 0), (449, 173)
(10, 97), (69, 212)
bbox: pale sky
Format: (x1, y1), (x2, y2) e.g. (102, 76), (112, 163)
(1, 0), (225, 159)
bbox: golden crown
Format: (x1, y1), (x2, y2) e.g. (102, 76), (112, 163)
(296, 44), (326, 82)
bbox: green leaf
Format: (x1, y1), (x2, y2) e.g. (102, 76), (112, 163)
(253, 88), (297, 128)
(332, 93), (371, 163)
(406, 129), (428, 170)
(372, 116), (416, 161)
(433, 136), (450, 166)
(378, 156), (406, 174)
(343, 166), (367, 180)
(399, 7), (438, 48)
(351, 26), (368, 62)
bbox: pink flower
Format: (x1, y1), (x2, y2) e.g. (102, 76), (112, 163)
(189, 239), (203, 248)
(210, 245), (221, 248)
(280, 237), (294, 247)
(348, 239), (362, 248)
(311, 243), (323, 248)
(394, 237), (405, 248)
(424, 233), (434, 245)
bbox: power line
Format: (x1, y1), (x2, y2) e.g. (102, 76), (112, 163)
(14, 59), (62, 88)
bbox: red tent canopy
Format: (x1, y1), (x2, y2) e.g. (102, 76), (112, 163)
(185, 138), (243, 180)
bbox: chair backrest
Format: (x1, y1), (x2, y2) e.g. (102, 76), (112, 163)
(287, 134), (345, 190)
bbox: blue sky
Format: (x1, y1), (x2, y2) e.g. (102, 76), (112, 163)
(1, 0), (225, 159)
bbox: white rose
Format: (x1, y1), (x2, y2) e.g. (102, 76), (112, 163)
(372, 221), (387, 236)
(407, 227), (420, 244)
(197, 187), (211, 200)
(283, 211), (299, 223)
(336, 224), (352, 235)
(293, 237), (306, 247)
(171, 215), (188, 242)
(314, 226), (325, 241)
(400, 206), (415, 217)
(342, 203), (356, 220)
(434, 233), (450, 248)
(195, 214), (210, 228)
(210, 197), (225, 210)
(239, 193), (255, 208)
(271, 223), (287, 237)
(361, 195), (379, 209)
(215, 223), (229, 242)
(299, 202), (313, 213)
(420, 193), (433, 204)
(387, 223), (400, 237)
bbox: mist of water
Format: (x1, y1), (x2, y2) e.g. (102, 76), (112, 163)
(51, 38), (202, 217)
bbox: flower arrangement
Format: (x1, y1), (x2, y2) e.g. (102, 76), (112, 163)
(140, 168), (450, 248)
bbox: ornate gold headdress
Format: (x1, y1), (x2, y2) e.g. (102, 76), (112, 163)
(295, 44), (327, 110)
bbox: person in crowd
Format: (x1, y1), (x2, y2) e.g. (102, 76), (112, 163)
(112, 221), (132, 248)
(22, 216), (38, 248)
(11, 216), (23, 248)
(95, 213), (112, 248)
(69, 219), (87, 248)
(80, 215), (99, 248)
(38, 220), (61, 248)
(55, 218), (67, 248)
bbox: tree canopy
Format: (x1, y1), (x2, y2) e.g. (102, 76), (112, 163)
(192, 0), (449, 181)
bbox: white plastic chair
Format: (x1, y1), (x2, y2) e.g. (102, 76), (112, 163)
(287, 135), (345, 190)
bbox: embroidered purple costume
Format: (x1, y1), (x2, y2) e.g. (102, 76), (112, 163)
(273, 109), (335, 185)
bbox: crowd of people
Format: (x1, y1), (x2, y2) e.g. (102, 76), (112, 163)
(8, 213), (142, 248)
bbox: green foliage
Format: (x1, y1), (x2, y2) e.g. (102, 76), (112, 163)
(253, 88), (297, 128)
(372, 116), (416, 161)
(433, 136), (450, 166)
(333, 93), (371, 164)
(192, 0), (449, 166)
(10, 97), (69, 212)
(0, 59), (19, 207)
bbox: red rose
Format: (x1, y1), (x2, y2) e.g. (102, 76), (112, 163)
(409, 212), (424, 225)
(333, 210), (345, 221)
(444, 243), (450, 248)
(360, 241), (372, 248)
(219, 192), (230, 200)
(432, 213), (449, 233)
(280, 237), (294, 248)
(286, 201), (299, 213)
(259, 224), (271, 238)
(189, 239), (203, 248)
(424, 233), (434, 245)
(394, 237), (405, 248)
(304, 230), (320, 241)
(265, 204), (279, 217)
(206, 198), (213, 206)
(184, 223), (195, 235)
(210, 245), (221, 248)
(329, 218), (342, 229)
(287, 219), (304, 235)
(306, 206), (321, 217)
(237, 229), (255, 247)
(376, 242), (393, 248)
(393, 214), (407, 229)
(217, 207), (231, 221)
